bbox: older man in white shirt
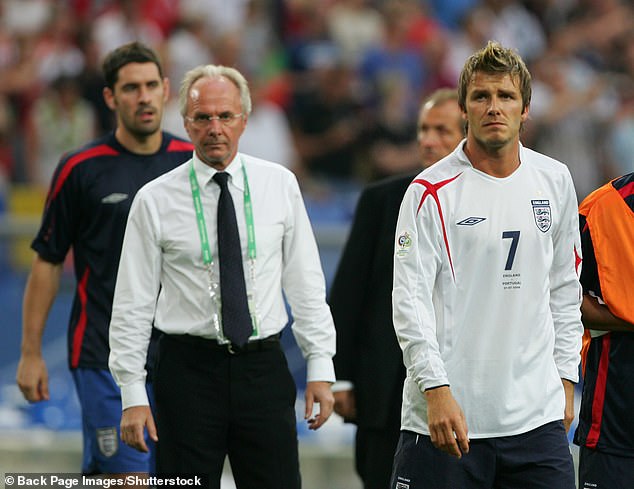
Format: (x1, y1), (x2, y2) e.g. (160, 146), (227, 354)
(109, 64), (336, 489)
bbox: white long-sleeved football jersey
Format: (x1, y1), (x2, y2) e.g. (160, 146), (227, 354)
(393, 141), (583, 438)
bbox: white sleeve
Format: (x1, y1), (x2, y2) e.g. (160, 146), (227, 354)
(109, 190), (163, 409)
(549, 171), (583, 383)
(392, 182), (448, 392)
(281, 174), (336, 383)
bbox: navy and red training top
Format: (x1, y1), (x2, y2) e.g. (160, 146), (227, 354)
(32, 131), (194, 370)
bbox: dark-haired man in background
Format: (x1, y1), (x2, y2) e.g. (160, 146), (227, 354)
(16, 41), (193, 478)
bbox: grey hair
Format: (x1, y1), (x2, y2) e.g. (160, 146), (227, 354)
(417, 88), (465, 140)
(178, 64), (252, 117)
(421, 88), (459, 110)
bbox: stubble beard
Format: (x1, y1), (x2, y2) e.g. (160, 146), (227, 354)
(122, 116), (162, 142)
(474, 131), (512, 154)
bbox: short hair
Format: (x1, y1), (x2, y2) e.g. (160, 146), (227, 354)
(458, 41), (531, 113)
(418, 88), (465, 137)
(423, 88), (459, 108)
(102, 42), (164, 90)
(178, 65), (252, 117)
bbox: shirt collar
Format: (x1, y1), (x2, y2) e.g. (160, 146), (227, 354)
(454, 138), (469, 166)
(192, 152), (245, 191)
(455, 140), (525, 169)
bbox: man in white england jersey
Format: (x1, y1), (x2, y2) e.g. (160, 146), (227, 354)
(390, 41), (583, 489)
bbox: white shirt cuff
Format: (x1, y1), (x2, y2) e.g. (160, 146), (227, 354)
(331, 380), (354, 392)
(306, 356), (336, 383)
(120, 383), (150, 410)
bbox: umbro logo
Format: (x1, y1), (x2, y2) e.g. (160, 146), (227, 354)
(101, 193), (129, 204)
(457, 217), (486, 226)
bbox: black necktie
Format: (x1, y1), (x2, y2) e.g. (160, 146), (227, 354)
(213, 172), (252, 347)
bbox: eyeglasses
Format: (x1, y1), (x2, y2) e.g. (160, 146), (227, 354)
(185, 112), (244, 127)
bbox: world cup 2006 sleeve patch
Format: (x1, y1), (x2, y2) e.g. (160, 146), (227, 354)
(396, 231), (413, 258)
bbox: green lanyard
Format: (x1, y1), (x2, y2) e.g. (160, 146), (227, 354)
(189, 158), (257, 267)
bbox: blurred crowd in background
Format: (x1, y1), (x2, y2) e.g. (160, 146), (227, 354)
(0, 0), (633, 208)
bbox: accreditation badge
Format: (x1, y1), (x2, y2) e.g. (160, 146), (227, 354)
(248, 291), (259, 337)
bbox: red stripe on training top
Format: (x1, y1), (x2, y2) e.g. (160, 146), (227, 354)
(617, 181), (634, 201)
(70, 267), (90, 368)
(47, 145), (120, 208)
(411, 173), (462, 281)
(585, 333), (611, 448)
(166, 139), (194, 152)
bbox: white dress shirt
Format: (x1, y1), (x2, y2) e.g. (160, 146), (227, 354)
(393, 142), (583, 437)
(109, 152), (336, 409)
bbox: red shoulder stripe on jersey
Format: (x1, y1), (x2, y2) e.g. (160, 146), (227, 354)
(616, 181), (634, 201)
(71, 267), (90, 368)
(585, 333), (611, 448)
(47, 144), (120, 208)
(411, 173), (462, 280)
(166, 139), (194, 152)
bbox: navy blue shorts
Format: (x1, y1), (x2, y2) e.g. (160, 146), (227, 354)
(71, 368), (155, 475)
(578, 446), (634, 489)
(390, 421), (575, 489)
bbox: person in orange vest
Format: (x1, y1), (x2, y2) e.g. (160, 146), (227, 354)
(573, 171), (634, 489)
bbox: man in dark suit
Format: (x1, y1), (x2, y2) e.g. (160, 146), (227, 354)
(329, 88), (464, 489)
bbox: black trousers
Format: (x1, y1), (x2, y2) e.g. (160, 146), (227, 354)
(355, 425), (401, 489)
(355, 391), (402, 489)
(153, 335), (300, 489)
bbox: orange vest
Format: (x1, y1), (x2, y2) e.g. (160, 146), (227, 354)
(579, 180), (634, 373)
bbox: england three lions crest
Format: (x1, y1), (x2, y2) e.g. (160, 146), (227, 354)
(531, 199), (551, 232)
(96, 427), (119, 457)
